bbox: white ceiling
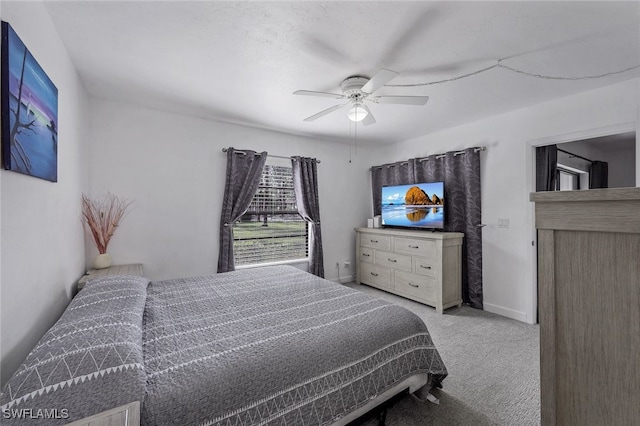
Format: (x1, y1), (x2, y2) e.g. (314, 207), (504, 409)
(44, 1), (640, 146)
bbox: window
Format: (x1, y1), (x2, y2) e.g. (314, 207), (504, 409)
(557, 168), (580, 190)
(233, 158), (308, 266)
(556, 164), (588, 191)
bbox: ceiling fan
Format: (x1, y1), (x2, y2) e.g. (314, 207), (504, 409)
(293, 69), (429, 126)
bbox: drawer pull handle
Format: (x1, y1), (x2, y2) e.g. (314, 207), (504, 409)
(409, 245), (419, 249)
(420, 265), (432, 269)
(370, 239), (378, 243)
(408, 283), (419, 288)
(388, 258), (397, 263)
(362, 253), (370, 257)
(370, 272), (379, 277)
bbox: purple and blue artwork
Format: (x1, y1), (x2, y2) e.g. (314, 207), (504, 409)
(2, 21), (58, 182)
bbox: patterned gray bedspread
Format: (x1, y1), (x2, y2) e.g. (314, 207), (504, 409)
(142, 265), (447, 426)
(0, 276), (149, 425)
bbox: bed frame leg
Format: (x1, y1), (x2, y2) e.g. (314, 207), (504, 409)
(377, 407), (387, 426)
(347, 388), (407, 426)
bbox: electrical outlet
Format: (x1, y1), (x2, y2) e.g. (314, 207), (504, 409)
(343, 261), (351, 268)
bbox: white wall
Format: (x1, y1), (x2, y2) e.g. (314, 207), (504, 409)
(0, 1), (90, 385)
(370, 78), (639, 323)
(604, 145), (636, 188)
(87, 98), (373, 283)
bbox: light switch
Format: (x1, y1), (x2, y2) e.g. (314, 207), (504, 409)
(498, 218), (509, 228)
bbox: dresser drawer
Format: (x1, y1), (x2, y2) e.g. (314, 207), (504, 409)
(359, 247), (374, 263)
(375, 250), (412, 272)
(395, 271), (436, 302)
(360, 262), (391, 289)
(414, 257), (439, 277)
(394, 237), (437, 258)
(360, 233), (391, 251)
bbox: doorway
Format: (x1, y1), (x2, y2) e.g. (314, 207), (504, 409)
(527, 126), (637, 324)
(554, 132), (636, 189)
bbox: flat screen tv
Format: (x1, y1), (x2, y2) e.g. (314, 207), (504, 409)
(381, 182), (445, 230)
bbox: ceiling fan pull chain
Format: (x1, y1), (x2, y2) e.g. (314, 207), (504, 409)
(348, 121), (352, 163)
(354, 119), (358, 155)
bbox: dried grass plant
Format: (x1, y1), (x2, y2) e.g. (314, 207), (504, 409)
(81, 193), (132, 254)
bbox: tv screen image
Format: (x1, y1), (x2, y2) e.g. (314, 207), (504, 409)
(381, 182), (445, 229)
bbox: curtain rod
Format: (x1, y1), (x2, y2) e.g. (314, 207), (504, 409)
(370, 146), (486, 169)
(221, 148), (321, 163)
(557, 148), (593, 163)
(417, 146), (486, 162)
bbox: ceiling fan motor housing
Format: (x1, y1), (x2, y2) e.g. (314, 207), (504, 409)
(341, 76), (369, 99)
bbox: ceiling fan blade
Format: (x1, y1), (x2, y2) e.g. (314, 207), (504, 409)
(361, 69), (399, 95)
(303, 103), (349, 122)
(361, 105), (376, 126)
(293, 90), (345, 99)
(374, 95), (429, 106)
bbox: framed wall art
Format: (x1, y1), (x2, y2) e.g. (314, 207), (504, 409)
(1, 21), (58, 182)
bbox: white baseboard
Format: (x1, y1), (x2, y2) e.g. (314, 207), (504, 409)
(484, 302), (528, 323)
(328, 275), (355, 284)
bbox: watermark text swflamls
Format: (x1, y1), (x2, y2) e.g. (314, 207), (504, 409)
(2, 408), (69, 420)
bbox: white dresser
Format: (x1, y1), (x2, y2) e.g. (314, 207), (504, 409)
(65, 401), (140, 426)
(355, 228), (463, 313)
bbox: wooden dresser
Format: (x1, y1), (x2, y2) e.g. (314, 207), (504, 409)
(355, 228), (463, 313)
(530, 187), (640, 425)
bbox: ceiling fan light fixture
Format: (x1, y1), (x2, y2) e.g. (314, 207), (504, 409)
(347, 105), (368, 122)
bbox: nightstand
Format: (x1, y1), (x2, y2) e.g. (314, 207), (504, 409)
(78, 263), (144, 290)
(65, 401), (140, 426)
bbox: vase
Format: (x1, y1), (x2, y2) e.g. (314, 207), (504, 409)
(93, 253), (112, 269)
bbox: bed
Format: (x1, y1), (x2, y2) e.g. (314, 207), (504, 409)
(1, 265), (447, 425)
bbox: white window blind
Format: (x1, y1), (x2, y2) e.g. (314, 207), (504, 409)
(233, 158), (308, 266)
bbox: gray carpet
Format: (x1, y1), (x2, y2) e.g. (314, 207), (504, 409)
(344, 283), (540, 426)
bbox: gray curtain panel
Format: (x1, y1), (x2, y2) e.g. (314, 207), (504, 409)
(589, 161), (609, 188)
(292, 157), (324, 277)
(370, 160), (416, 216)
(535, 145), (558, 191)
(217, 148), (268, 273)
(414, 148), (483, 309)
